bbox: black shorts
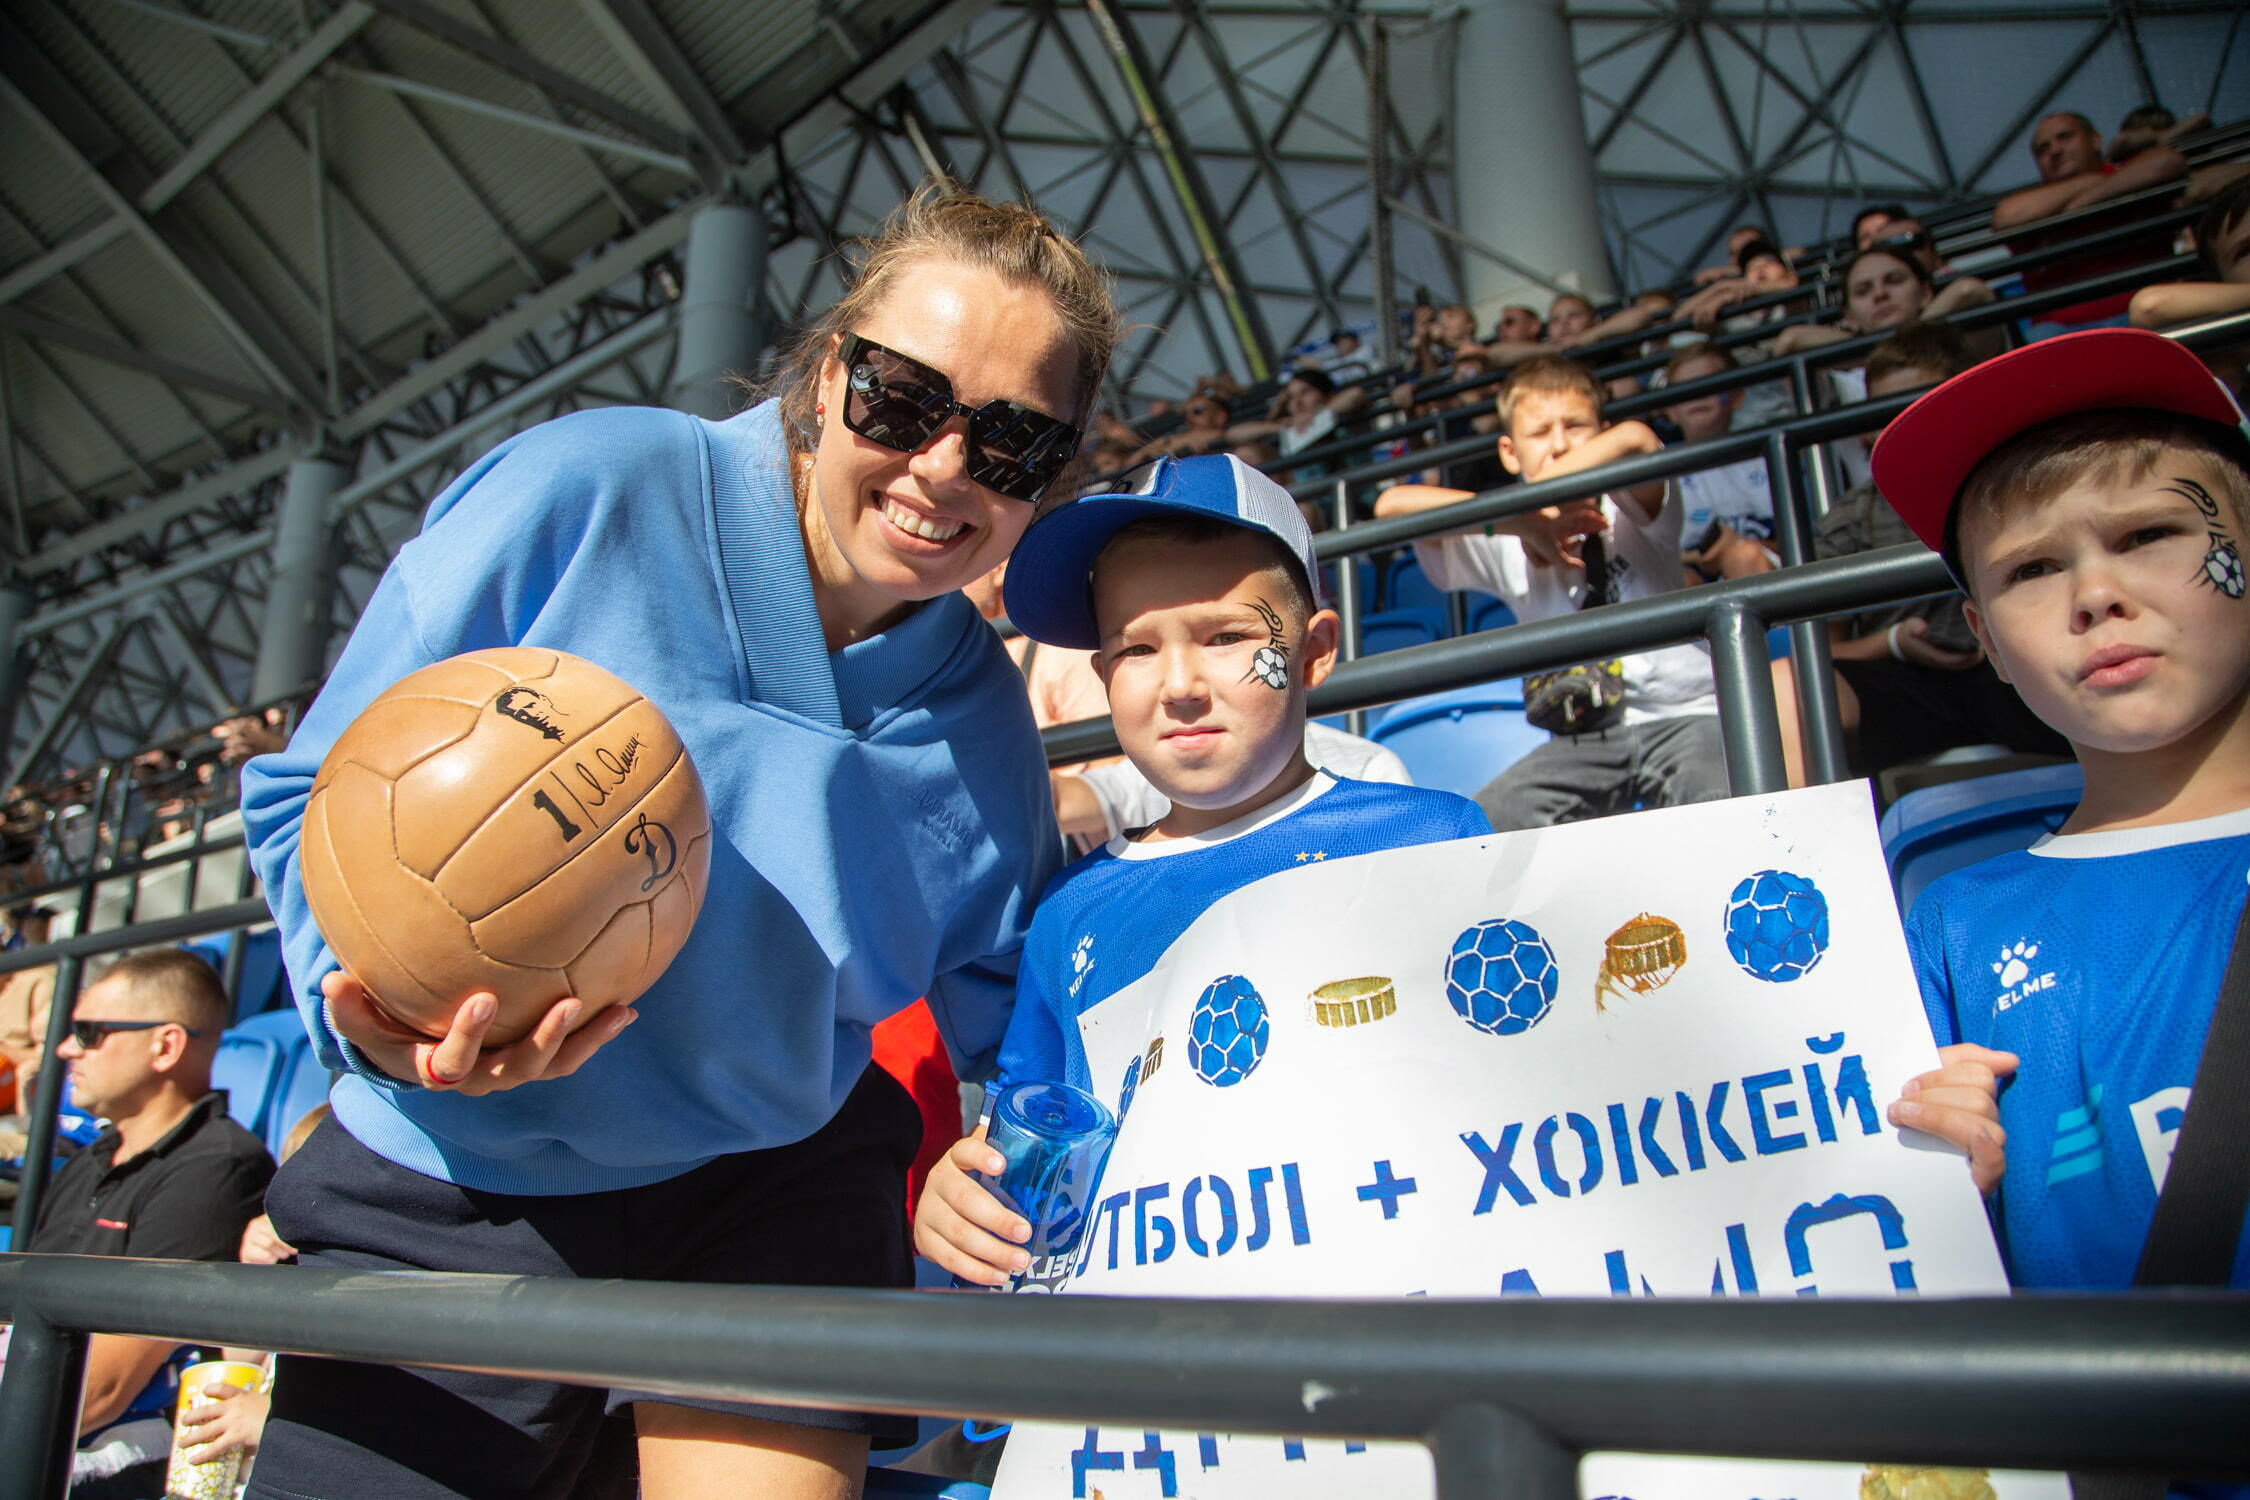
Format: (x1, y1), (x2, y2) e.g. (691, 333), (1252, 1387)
(247, 1065), (922, 1500)
(1834, 656), (2069, 777)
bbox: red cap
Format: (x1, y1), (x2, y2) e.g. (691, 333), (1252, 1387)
(1869, 328), (2250, 554)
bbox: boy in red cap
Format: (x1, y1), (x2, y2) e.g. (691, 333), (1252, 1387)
(1869, 328), (2250, 1292)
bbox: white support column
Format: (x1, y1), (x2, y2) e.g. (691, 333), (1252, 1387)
(1453, 0), (1613, 319)
(253, 455), (345, 703)
(668, 198), (767, 422)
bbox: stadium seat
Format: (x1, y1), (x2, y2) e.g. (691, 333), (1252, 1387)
(1320, 558), (1377, 615)
(863, 1473), (989, 1498)
(1879, 761), (2085, 914)
(1357, 609), (1443, 656)
(1370, 681), (1544, 799)
(1467, 596), (1516, 634)
(1381, 555), (1450, 620)
(226, 1007), (331, 1155)
(211, 1032), (286, 1139)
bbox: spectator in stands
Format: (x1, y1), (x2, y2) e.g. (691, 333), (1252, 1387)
(1870, 328), (2250, 1300)
(1494, 304), (1542, 345)
(2107, 104), (2208, 165)
(1693, 225), (1775, 285)
(212, 709), (287, 769)
(1475, 292), (1666, 389)
(1321, 327), (1372, 384)
(1680, 238), (1800, 332)
(15, 948), (273, 1499)
(1775, 245), (1999, 397)
(1373, 356), (1728, 830)
(2129, 174), (2250, 338)
(1228, 366), (1371, 467)
(917, 454), (1486, 1285)
(238, 185), (1121, 1498)
(1993, 111), (2190, 338)
(1, 787), (46, 895)
(1132, 390), (1236, 462)
(1853, 203), (1913, 252)
(1388, 350), (1507, 493)
(1663, 343), (1776, 581)
(1770, 324), (2068, 785)
(0, 902), (59, 1109)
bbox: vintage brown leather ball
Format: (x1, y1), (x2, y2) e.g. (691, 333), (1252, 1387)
(299, 647), (711, 1046)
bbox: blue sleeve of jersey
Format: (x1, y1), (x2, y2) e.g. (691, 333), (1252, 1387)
(995, 918), (1068, 1091)
(1905, 887), (1965, 1049)
(1450, 799), (1494, 838)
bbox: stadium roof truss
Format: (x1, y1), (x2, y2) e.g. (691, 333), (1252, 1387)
(0, 0), (2241, 781)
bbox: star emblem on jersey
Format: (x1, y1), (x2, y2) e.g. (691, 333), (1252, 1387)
(1294, 850), (1327, 863)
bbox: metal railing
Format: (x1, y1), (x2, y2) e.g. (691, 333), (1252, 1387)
(1, 1254), (2245, 1499)
(3, 272), (2247, 1500)
(1042, 305), (2250, 769)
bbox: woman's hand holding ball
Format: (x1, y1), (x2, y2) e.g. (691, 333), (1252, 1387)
(322, 970), (635, 1095)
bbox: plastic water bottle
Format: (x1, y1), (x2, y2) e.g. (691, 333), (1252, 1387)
(969, 1080), (1117, 1276)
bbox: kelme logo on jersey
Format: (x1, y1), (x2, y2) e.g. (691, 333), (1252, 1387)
(1992, 938), (2057, 1012)
(1068, 933), (1096, 999)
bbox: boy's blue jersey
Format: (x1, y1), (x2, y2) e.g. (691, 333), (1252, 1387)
(1906, 807), (2250, 1291)
(997, 774), (1489, 1095)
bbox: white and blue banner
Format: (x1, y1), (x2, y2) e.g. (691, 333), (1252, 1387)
(992, 782), (2063, 1500)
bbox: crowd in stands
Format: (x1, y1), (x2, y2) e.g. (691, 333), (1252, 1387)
(1, 102), (2246, 1500)
(1061, 98), (2247, 825)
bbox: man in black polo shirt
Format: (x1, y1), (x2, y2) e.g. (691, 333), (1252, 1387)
(21, 947), (273, 1499)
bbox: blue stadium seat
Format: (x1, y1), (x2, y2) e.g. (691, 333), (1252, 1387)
(864, 1474), (989, 1498)
(229, 1007), (330, 1157)
(1357, 609), (1442, 656)
(1320, 558), (1377, 615)
(1370, 681), (1544, 799)
(211, 1032), (286, 1139)
(1381, 554), (1450, 620)
(1467, 595), (1515, 634)
(1879, 762), (2085, 914)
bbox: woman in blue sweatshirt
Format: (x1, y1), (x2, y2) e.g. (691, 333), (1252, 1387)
(237, 188), (1120, 1500)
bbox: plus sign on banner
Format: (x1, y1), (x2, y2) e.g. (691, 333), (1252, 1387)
(990, 783), (2066, 1500)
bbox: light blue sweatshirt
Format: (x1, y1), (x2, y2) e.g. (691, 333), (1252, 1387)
(241, 400), (1060, 1195)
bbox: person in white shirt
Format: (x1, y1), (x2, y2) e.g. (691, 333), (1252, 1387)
(1662, 342), (1777, 581)
(1373, 355), (1729, 830)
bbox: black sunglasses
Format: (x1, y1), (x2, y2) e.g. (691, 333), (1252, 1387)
(70, 1018), (202, 1049)
(840, 334), (1081, 503)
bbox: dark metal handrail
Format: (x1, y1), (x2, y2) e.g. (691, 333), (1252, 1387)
(2, 1255), (2244, 1500)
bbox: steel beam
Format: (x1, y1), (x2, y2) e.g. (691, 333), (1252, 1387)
(7, 616), (127, 786)
(0, 307), (299, 417)
(576, 0), (749, 163)
(334, 65), (695, 176)
(1079, 0), (1275, 380)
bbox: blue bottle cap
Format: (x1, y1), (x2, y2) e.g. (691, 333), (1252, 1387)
(993, 1081), (1114, 1144)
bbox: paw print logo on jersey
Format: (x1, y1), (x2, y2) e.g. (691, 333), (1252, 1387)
(1067, 933), (1095, 998)
(1443, 918), (1558, 1036)
(1722, 869), (1830, 983)
(1187, 974), (1269, 1086)
(1993, 940), (2038, 990)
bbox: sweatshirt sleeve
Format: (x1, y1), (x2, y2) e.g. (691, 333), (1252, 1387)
(1905, 885), (1964, 1049)
(239, 413), (668, 1085)
(239, 568), (443, 1087)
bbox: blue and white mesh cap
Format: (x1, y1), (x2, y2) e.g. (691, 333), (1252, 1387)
(1003, 454), (1322, 650)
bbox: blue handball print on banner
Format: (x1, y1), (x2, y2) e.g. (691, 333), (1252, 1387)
(1723, 869), (1831, 982)
(1188, 975), (1270, 1086)
(1118, 1054), (1142, 1120)
(1444, 918), (1558, 1036)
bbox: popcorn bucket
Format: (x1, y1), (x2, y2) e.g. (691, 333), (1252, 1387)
(164, 1359), (266, 1500)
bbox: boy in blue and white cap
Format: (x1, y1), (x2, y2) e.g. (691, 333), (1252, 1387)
(915, 454), (1489, 1284)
